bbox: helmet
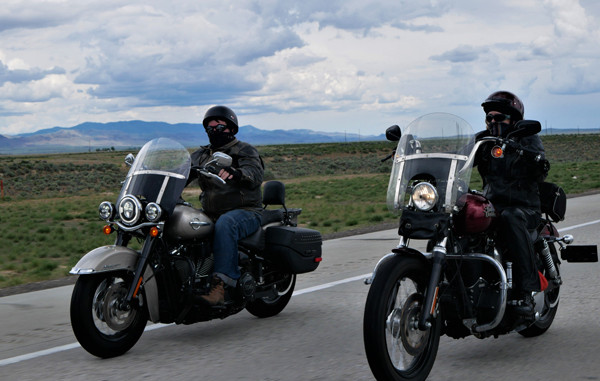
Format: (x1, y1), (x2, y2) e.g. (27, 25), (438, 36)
(202, 105), (239, 134)
(481, 91), (524, 121)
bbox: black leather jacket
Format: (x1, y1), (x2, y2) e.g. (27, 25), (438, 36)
(475, 132), (548, 211)
(187, 139), (264, 218)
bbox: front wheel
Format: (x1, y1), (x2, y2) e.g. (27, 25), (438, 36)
(70, 272), (148, 358)
(363, 256), (441, 381)
(246, 273), (296, 318)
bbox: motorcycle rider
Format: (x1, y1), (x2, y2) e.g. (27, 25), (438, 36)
(186, 105), (264, 305)
(475, 91), (549, 317)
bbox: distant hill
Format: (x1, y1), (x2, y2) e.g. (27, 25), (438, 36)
(0, 121), (385, 154)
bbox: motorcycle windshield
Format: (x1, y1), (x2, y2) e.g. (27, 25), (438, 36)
(118, 138), (191, 215)
(387, 113), (475, 216)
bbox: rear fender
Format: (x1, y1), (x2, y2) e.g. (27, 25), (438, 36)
(70, 245), (160, 323)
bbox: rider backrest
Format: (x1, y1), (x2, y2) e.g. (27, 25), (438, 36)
(263, 180), (286, 208)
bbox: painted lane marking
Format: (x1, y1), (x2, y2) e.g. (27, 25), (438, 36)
(2, 218), (598, 367)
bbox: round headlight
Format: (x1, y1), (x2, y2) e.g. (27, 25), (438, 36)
(118, 195), (142, 225)
(98, 201), (114, 221)
(411, 182), (438, 211)
(145, 202), (162, 222)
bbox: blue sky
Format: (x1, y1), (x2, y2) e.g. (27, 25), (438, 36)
(1, 0), (600, 136)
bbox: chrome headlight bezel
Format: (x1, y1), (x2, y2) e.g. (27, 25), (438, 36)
(118, 195), (142, 226)
(98, 201), (115, 221)
(411, 182), (438, 211)
(145, 202), (162, 222)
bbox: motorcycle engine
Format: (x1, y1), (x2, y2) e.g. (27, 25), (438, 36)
(238, 272), (256, 301)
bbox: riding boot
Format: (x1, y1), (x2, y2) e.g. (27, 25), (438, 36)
(198, 276), (225, 306)
(510, 291), (535, 317)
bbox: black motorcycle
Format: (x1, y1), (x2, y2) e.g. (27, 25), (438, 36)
(69, 137), (322, 358)
(363, 113), (598, 381)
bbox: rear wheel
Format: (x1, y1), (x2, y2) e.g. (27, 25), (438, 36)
(364, 256), (441, 381)
(70, 272), (148, 358)
(518, 244), (561, 337)
(246, 273), (296, 318)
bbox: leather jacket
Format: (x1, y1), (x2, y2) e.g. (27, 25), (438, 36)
(475, 131), (548, 211)
(187, 139), (264, 218)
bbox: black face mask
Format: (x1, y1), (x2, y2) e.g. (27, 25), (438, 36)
(489, 122), (512, 137)
(208, 130), (236, 147)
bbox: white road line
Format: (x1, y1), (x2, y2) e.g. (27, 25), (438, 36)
(2, 219), (598, 367)
(0, 273), (371, 367)
(558, 219), (600, 232)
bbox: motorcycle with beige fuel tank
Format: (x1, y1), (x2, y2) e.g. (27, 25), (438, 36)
(363, 113), (598, 381)
(69, 137), (322, 358)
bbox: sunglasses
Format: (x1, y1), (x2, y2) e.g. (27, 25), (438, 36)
(205, 124), (228, 133)
(486, 113), (511, 123)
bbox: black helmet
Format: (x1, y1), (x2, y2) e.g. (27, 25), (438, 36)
(481, 91), (524, 121)
(202, 105), (239, 134)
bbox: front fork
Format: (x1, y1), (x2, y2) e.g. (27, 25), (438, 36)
(121, 236), (156, 310)
(418, 237), (446, 330)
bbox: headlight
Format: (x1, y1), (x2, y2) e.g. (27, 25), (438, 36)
(411, 182), (438, 211)
(118, 195), (142, 225)
(98, 201), (114, 221)
(145, 202), (162, 222)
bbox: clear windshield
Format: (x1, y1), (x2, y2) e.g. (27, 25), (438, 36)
(387, 113), (475, 216)
(118, 138), (191, 214)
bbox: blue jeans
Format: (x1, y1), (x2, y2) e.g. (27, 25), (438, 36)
(212, 209), (262, 287)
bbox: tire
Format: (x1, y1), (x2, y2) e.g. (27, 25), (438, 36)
(518, 243), (561, 338)
(70, 272), (148, 358)
(363, 256), (441, 381)
(246, 273), (296, 318)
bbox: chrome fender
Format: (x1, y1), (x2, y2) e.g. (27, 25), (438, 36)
(70, 245), (160, 323)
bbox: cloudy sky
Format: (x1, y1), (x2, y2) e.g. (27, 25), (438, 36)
(1, 0), (599, 136)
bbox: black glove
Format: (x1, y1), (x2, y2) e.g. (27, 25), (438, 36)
(222, 167), (242, 183)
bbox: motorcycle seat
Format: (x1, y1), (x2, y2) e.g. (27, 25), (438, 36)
(238, 211), (285, 252)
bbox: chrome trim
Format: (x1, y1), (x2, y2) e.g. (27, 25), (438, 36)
(132, 169), (187, 179)
(444, 159), (458, 212)
(115, 221), (164, 232)
(155, 177), (169, 204)
(118, 195), (143, 226)
(446, 253), (507, 333)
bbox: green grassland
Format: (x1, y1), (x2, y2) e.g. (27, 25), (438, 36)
(1, 135), (599, 289)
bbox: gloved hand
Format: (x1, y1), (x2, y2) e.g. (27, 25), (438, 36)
(218, 167), (242, 183)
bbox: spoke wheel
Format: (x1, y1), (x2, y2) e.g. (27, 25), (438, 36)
(364, 256), (441, 381)
(70, 273), (148, 358)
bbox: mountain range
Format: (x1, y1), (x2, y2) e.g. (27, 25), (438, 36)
(0, 121), (385, 154)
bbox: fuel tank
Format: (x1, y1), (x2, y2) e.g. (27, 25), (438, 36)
(164, 204), (214, 241)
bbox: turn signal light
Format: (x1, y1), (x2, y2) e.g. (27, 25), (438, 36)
(149, 226), (160, 237)
(103, 225), (114, 235)
(491, 146), (504, 158)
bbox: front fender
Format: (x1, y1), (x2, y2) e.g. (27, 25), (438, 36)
(70, 245), (160, 323)
(365, 247), (430, 285)
(70, 245), (139, 274)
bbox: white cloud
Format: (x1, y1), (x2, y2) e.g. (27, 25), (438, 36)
(0, 0), (600, 136)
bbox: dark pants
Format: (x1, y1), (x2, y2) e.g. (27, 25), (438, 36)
(496, 206), (541, 292)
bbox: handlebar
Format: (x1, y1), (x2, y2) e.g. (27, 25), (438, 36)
(192, 165), (227, 184)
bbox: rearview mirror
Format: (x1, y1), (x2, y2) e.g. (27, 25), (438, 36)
(211, 152), (233, 167)
(508, 120), (541, 139)
(124, 153), (135, 167)
(385, 125), (401, 141)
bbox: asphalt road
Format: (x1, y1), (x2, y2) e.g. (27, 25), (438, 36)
(1, 194), (599, 381)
